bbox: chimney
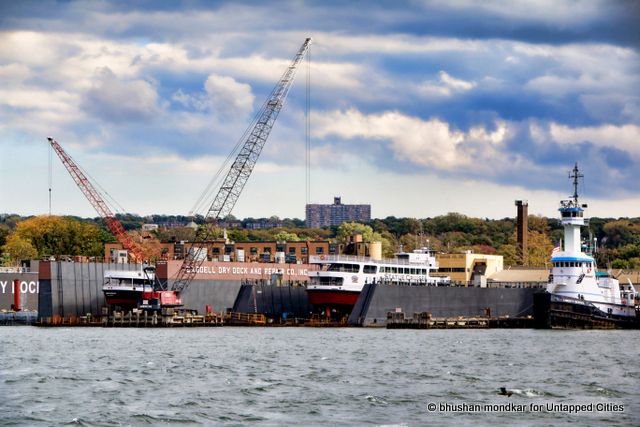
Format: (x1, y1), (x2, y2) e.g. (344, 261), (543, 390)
(515, 200), (528, 266)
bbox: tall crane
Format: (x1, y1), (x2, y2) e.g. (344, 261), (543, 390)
(47, 137), (146, 262)
(171, 37), (312, 293)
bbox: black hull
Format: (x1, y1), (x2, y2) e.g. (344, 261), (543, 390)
(348, 283), (537, 326)
(533, 292), (640, 329)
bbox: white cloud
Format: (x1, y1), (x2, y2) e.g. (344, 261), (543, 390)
(549, 123), (640, 157)
(0, 63), (32, 83)
(439, 71), (476, 91)
(82, 67), (161, 123)
(204, 74), (254, 116)
(419, 71), (476, 97)
(313, 108), (509, 172)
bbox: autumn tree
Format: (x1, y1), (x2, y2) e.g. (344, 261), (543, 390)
(5, 216), (112, 258)
(2, 234), (38, 265)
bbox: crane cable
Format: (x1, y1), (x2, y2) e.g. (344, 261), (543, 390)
(306, 43), (311, 205)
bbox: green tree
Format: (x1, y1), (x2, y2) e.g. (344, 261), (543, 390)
(337, 222), (377, 242)
(602, 220), (639, 248)
(274, 231), (300, 241)
(337, 222), (392, 257)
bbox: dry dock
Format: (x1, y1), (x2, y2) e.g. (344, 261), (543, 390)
(386, 311), (535, 329)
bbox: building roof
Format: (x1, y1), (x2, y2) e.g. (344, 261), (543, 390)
(488, 268), (549, 283)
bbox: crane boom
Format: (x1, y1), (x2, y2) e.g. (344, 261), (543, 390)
(47, 137), (146, 262)
(171, 38), (312, 293)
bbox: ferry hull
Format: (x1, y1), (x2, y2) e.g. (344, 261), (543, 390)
(307, 289), (360, 307)
(103, 290), (142, 308)
(533, 292), (640, 329)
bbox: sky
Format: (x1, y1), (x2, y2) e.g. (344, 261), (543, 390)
(0, 0), (639, 221)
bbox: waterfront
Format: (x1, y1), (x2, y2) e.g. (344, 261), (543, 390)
(1, 328), (638, 426)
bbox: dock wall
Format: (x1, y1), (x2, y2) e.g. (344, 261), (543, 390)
(349, 284), (537, 326)
(37, 261), (246, 320)
(232, 283), (313, 320)
(38, 261), (139, 319)
(0, 268), (39, 311)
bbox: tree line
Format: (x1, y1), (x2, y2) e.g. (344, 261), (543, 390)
(1, 213), (639, 269)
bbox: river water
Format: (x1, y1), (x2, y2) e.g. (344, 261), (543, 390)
(1, 327), (638, 426)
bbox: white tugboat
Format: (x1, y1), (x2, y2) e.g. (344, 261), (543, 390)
(533, 164), (639, 328)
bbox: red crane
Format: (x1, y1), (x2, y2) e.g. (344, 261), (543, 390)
(47, 137), (146, 262)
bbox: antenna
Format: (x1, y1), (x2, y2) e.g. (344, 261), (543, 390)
(568, 162), (583, 205)
(48, 142), (52, 215)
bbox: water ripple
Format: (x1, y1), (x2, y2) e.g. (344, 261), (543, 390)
(0, 328), (638, 426)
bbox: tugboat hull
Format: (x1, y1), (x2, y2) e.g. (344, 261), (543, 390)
(533, 292), (640, 329)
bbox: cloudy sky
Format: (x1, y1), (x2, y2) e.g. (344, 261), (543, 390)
(1, 0), (638, 220)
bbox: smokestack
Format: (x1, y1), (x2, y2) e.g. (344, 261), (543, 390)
(515, 200), (528, 266)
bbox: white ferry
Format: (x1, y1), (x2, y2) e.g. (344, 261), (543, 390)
(306, 248), (450, 308)
(533, 164), (639, 328)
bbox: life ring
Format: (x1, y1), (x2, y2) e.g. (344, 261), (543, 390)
(587, 267), (591, 273)
(622, 299), (627, 305)
(319, 255), (325, 260)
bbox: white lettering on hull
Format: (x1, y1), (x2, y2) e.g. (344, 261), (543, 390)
(187, 266), (309, 277)
(0, 281), (39, 293)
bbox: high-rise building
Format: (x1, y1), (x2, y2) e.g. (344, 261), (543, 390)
(305, 197), (371, 228)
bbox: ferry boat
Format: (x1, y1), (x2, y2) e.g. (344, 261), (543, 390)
(533, 164), (640, 329)
(102, 266), (182, 310)
(306, 247), (450, 310)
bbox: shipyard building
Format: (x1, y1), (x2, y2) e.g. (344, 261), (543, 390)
(305, 197), (371, 228)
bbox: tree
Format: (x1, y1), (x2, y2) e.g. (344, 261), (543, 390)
(498, 244), (518, 267)
(527, 231), (554, 267)
(337, 222), (392, 257)
(274, 231), (300, 242)
(2, 234), (38, 265)
(9, 216), (111, 257)
(337, 222), (377, 242)
(602, 220), (639, 248)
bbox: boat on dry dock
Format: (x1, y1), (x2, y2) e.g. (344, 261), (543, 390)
(306, 247), (449, 310)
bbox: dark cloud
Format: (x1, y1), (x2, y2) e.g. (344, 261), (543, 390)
(1, 0), (637, 47)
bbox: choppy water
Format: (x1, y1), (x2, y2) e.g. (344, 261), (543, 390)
(1, 327), (638, 426)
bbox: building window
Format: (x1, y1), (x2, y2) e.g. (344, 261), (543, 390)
(250, 247), (258, 254)
(289, 247), (296, 254)
(315, 247), (324, 254)
(211, 247), (220, 254)
(263, 247), (271, 253)
(301, 247), (308, 254)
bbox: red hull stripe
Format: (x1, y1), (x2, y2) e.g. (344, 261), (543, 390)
(307, 290), (360, 306)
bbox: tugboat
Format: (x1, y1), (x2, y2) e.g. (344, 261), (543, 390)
(533, 164), (640, 329)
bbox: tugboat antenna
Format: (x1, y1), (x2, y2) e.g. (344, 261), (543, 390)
(569, 162), (583, 206)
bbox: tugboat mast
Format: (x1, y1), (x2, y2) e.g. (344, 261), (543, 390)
(569, 162), (583, 206)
